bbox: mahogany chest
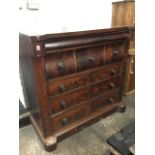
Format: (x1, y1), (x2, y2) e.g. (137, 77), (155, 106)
(19, 27), (130, 151)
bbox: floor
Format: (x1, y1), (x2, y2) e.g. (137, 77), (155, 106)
(19, 93), (135, 155)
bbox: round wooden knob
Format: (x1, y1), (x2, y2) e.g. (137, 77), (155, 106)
(62, 118), (69, 126)
(58, 62), (65, 70)
(108, 98), (114, 104)
(111, 69), (117, 75)
(59, 84), (66, 92)
(109, 82), (115, 89)
(113, 50), (118, 56)
(88, 56), (95, 62)
(60, 101), (67, 109)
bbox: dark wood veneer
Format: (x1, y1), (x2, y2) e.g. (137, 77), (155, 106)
(47, 62), (122, 97)
(19, 27), (130, 151)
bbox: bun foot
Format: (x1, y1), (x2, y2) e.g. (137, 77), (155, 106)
(117, 104), (126, 113)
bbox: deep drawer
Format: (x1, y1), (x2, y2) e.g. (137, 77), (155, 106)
(45, 50), (76, 79)
(52, 104), (90, 130)
(89, 91), (121, 112)
(50, 88), (89, 114)
(47, 62), (122, 97)
(75, 46), (105, 72)
(89, 76), (121, 98)
(49, 76), (121, 115)
(51, 90), (121, 131)
(105, 40), (127, 64)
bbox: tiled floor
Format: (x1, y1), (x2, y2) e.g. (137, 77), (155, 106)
(19, 93), (135, 155)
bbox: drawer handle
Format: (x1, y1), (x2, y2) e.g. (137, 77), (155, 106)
(59, 84), (66, 92)
(88, 56), (95, 62)
(113, 50), (118, 56)
(108, 98), (114, 104)
(111, 69), (117, 75)
(57, 62), (65, 70)
(109, 82), (116, 89)
(60, 101), (67, 109)
(62, 118), (69, 126)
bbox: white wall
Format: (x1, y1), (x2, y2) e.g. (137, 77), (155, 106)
(19, 0), (120, 34)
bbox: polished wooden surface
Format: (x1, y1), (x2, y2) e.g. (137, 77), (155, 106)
(112, 0), (135, 27)
(47, 61), (122, 97)
(19, 27), (130, 151)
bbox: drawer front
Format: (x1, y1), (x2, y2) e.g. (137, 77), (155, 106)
(48, 74), (89, 97)
(45, 51), (75, 79)
(52, 104), (90, 130)
(76, 46), (104, 72)
(89, 63), (121, 83)
(51, 90), (121, 131)
(90, 91), (121, 112)
(47, 62), (122, 97)
(89, 76), (121, 98)
(50, 88), (89, 114)
(105, 41), (126, 63)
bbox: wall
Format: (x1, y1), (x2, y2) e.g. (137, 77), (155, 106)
(19, 0), (121, 34)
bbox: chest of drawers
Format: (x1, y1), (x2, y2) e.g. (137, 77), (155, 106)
(19, 27), (130, 151)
